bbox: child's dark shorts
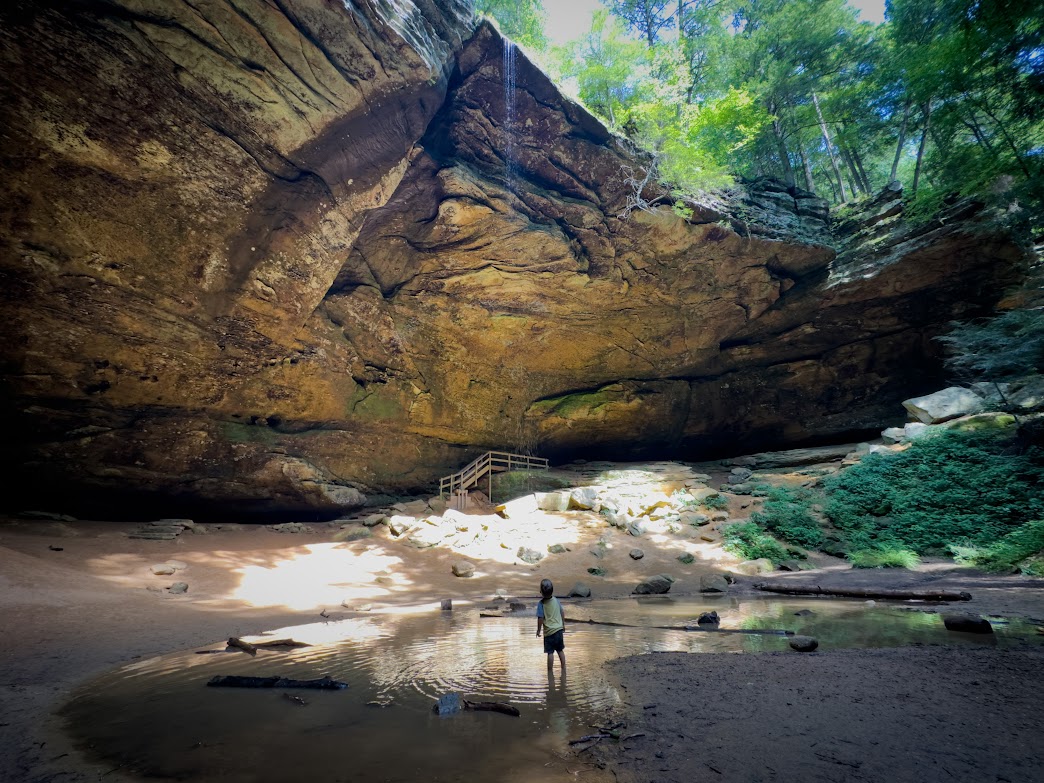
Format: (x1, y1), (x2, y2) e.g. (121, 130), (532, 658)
(543, 629), (565, 654)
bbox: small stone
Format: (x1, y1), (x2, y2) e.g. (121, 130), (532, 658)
(589, 547), (604, 559)
(361, 513), (387, 527)
(778, 560), (805, 572)
(569, 487), (600, 510)
(794, 609), (815, 617)
(441, 599), (453, 611)
(677, 552), (695, 565)
(710, 510), (729, 521)
(942, 614), (994, 634)
(629, 548), (645, 560)
(451, 562), (474, 578)
(150, 564), (176, 575)
(333, 526), (372, 542)
(270, 522), (310, 534)
(168, 582), (189, 594)
(627, 521), (645, 537)
(881, 426), (906, 444)
(789, 635), (819, 652)
(697, 611), (719, 625)
(587, 567), (607, 577)
(517, 547), (544, 565)
(699, 574), (729, 593)
(569, 582), (592, 598)
(728, 467), (753, 482)
(375, 576), (394, 585)
(633, 575), (672, 595)
(548, 543), (569, 554)
(386, 515), (415, 536)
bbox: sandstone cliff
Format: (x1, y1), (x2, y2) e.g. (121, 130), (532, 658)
(0, 2), (1029, 516)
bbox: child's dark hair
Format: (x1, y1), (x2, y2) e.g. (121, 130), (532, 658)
(540, 578), (553, 599)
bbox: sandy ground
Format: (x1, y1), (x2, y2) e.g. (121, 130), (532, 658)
(1, 493), (1042, 783)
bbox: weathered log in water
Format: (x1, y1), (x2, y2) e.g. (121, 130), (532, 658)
(464, 699), (521, 717)
(566, 618), (793, 636)
(753, 584), (972, 601)
(206, 675), (347, 690)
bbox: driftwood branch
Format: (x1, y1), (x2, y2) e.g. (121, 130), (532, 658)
(228, 637), (257, 656)
(463, 699), (520, 717)
(753, 584), (972, 601)
(206, 675), (347, 690)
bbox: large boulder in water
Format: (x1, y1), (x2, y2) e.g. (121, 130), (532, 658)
(634, 575), (672, 595)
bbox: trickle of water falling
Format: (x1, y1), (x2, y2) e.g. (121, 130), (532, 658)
(502, 39), (517, 188)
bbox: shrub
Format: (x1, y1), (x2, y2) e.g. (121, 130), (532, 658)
(702, 493), (729, 511)
(824, 430), (1044, 554)
(722, 522), (789, 565)
(750, 486), (824, 549)
(848, 546), (921, 569)
(952, 519), (1044, 574)
(490, 470), (571, 502)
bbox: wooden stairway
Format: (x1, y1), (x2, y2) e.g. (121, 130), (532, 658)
(439, 451), (549, 503)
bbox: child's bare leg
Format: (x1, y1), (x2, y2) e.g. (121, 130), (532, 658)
(557, 649), (566, 669)
(547, 652), (554, 669)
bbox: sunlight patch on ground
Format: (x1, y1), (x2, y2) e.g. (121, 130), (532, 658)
(214, 544), (405, 611)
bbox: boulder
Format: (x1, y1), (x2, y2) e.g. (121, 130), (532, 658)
(942, 614), (994, 634)
(881, 426), (906, 444)
(517, 547), (544, 565)
(697, 611), (720, 625)
(633, 575), (672, 595)
(729, 467), (753, 482)
(569, 583), (592, 598)
(361, 513), (387, 527)
(690, 487), (721, 502)
(150, 564), (176, 576)
(778, 560), (806, 572)
(334, 526), (372, 542)
(537, 492), (570, 513)
(902, 387), (984, 424)
(451, 561), (474, 578)
(679, 511), (709, 526)
(386, 515), (415, 537)
(789, 635), (819, 652)
(699, 574), (729, 593)
(904, 422), (930, 440)
(677, 552), (695, 564)
(569, 487), (600, 510)
(629, 548), (645, 560)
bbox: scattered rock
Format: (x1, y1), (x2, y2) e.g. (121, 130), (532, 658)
(548, 543), (569, 554)
(451, 562), (474, 578)
(569, 583), (592, 598)
(428, 497), (448, 514)
(517, 547), (544, 565)
(168, 582), (189, 594)
(735, 558), (775, 575)
(942, 614), (994, 634)
(881, 426), (906, 444)
(679, 511), (709, 526)
(794, 609), (816, 617)
(441, 599), (452, 611)
(587, 567), (607, 577)
(396, 499), (430, 516)
(778, 559), (806, 572)
(508, 601), (527, 611)
(789, 635), (819, 652)
(150, 564), (176, 575)
(375, 575), (394, 586)
(699, 574), (729, 593)
(677, 552), (695, 564)
(633, 575), (672, 595)
(627, 521), (645, 537)
(709, 510), (729, 522)
(629, 548), (645, 560)
(603, 509), (631, 528)
(903, 387), (984, 424)
(361, 513), (387, 527)
(589, 547), (604, 559)
(569, 487), (600, 510)
(537, 492), (570, 512)
(386, 515), (415, 536)
(334, 526), (372, 542)
(697, 611), (719, 625)
(271, 522), (311, 534)
(904, 422), (930, 440)
(729, 467), (753, 482)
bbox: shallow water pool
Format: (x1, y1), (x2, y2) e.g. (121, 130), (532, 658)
(61, 597), (1037, 782)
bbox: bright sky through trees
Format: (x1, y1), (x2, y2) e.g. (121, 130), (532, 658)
(544, 1), (887, 45)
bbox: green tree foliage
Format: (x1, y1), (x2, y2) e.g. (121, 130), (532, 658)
(475, 0), (548, 50)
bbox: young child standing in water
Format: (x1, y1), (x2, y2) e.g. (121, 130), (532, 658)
(535, 578), (566, 669)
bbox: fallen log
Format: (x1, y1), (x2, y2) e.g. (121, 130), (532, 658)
(251, 638), (311, 649)
(206, 675), (347, 690)
(228, 637), (257, 656)
(572, 618), (792, 636)
(753, 584), (972, 601)
(463, 699), (521, 717)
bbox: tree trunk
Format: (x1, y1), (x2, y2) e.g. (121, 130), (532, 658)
(852, 146), (872, 193)
(840, 146), (864, 196)
(753, 584), (972, 601)
(798, 142), (816, 192)
(978, 100), (1033, 177)
(769, 101), (795, 187)
(812, 91), (847, 202)
(890, 99), (912, 182)
(912, 101), (932, 197)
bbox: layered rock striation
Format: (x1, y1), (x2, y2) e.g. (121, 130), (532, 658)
(0, 3), (1030, 516)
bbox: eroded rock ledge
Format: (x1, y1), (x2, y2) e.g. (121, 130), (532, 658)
(0, 3), (1029, 516)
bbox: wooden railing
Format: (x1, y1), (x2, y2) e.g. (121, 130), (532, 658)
(439, 451), (549, 502)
